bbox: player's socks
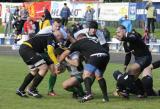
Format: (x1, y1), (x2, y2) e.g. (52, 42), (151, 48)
(30, 73), (44, 91)
(75, 84), (85, 96)
(19, 73), (34, 91)
(90, 76), (95, 86)
(48, 74), (57, 92)
(98, 78), (109, 101)
(84, 77), (92, 95)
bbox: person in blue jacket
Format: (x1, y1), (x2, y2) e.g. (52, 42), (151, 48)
(119, 15), (132, 33)
(60, 3), (71, 26)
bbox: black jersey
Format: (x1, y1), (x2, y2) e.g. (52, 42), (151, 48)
(69, 38), (108, 61)
(123, 32), (151, 66)
(123, 33), (150, 56)
(26, 33), (58, 53)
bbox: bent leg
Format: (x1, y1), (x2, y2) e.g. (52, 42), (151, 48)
(48, 64), (57, 93)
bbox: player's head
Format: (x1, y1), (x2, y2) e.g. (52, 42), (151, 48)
(76, 33), (87, 41)
(53, 30), (64, 42)
(53, 18), (62, 31)
(116, 25), (126, 41)
(88, 21), (98, 35)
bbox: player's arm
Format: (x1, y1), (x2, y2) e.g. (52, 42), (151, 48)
(47, 45), (59, 65)
(123, 43), (132, 72)
(65, 57), (79, 67)
(124, 52), (131, 71)
(59, 50), (71, 63)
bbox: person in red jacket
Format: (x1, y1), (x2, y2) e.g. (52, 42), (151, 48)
(23, 17), (36, 35)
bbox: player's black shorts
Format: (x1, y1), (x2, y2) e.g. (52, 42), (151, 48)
(40, 53), (53, 65)
(19, 44), (46, 69)
(135, 54), (152, 71)
(87, 53), (110, 73)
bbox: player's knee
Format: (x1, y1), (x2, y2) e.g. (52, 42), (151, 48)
(39, 64), (48, 71)
(129, 64), (141, 75)
(83, 71), (91, 79)
(141, 75), (153, 89)
(95, 76), (102, 80)
(142, 67), (152, 77)
(62, 82), (68, 90)
(141, 75), (156, 96)
(30, 69), (39, 76)
(38, 64), (48, 76)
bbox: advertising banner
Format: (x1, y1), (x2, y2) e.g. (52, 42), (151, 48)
(69, 0), (103, 2)
(99, 3), (129, 21)
(128, 3), (136, 20)
(24, 1), (51, 19)
(51, 1), (98, 19)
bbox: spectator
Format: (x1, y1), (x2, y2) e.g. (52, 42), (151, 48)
(119, 15), (132, 33)
(2, 7), (13, 37)
(13, 6), (20, 20)
(145, 1), (157, 34)
(19, 5), (29, 27)
(12, 6), (20, 25)
(43, 7), (52, 21)
(23, 17), (36, 35)
(60, 3), (71, 26)
(13, 16), (23, 35)
(39, 15), (51, 30)
(84, 6), (95, 27)
(100, 24), (111, 42)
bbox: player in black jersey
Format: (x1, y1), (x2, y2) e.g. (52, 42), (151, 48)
(74, 21), (109, 51)
(59, 33), (110, 103)
(114, 25), (154, 98)
(16, 31), (63, 98)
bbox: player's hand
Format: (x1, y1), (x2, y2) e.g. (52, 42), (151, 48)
(65, 57), (69, 62)
(54, 64), (60, 74)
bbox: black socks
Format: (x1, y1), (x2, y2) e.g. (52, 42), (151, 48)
(19, 73), (34, 91)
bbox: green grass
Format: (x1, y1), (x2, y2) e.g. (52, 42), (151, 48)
(0, 55), (160, 109)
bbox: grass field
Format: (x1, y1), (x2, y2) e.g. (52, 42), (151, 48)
(0, 56), (160, 109)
